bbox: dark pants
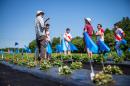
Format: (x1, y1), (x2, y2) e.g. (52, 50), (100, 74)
(36, 35), (47, 60)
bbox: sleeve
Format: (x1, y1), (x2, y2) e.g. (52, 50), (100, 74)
(101, 29), (104, 33)
(63, 33), (66, 39)
(69, 34), (72, 39)
(35, 19), (41, 36)
(119, 28), (124, 33)
(63, 33), (71, 42)
(84, 25), (87, 32)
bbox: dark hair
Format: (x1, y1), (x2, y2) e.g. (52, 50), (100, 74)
(114, 23), (119, 27)
(36, 12), (44, 17)
(46, 23), (50, 26)
(98, 24), (102, 27)
(66, 28), (70, 31)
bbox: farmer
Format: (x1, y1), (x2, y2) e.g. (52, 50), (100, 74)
(35, 10), (49, 62)
(114, 23), (125, 57)
(83, 18), (94, 58)
(63, 28), (72, 55)
(95, 24), (104, 53)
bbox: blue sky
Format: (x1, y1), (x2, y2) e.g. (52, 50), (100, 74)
(0, 0), (130, 48)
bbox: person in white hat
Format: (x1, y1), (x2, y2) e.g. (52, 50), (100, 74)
(83, 17), (94, 58)
(35, 10), (50, 63)
(85, 18), (91, 24)
(83, 18), (95, 79)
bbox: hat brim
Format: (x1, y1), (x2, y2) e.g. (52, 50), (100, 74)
(84, 18), (87, 20)
(84, 18), (91, 23)
(36, 12), (44, 16)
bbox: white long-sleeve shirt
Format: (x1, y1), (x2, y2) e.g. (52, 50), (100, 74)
(63, 32), (72, 42)
(35, 15), (45, 37)
(115, 28), (124, 41)
(45, 30), (50, 42)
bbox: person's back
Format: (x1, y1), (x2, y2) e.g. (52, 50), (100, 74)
(84, 24), (93, 38)
(83, 18), (93, 59)
(35, 10), (47, 63)
(35, 15), (45, 38)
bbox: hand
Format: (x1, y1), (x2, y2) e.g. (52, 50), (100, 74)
(95, 31), (98, 35)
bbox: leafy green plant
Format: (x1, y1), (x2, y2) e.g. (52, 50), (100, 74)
(72, 54), (81, 61)
(112, 51), (126, 63)
(0, 55), (4, 60)
(27, 61), (36, 68)
(93, 55), (103, 63)
(82, 57), (89, 63)
(80, 54), (89, 63)
(113, 56), (124, 63)
(54, 54), (73, 61)
(53, 60), (63, 67)
(12, 57), (18, 64)
(125, 50), (130, 60)
(58, 65), (72, 75)
(4, 56), (12, 62)
(17, 59), (27, 66)
(103, 65), (123, 75)
(51, 54), (58, 60)
(40, 60), (51, 70)
(62, 55), (71, 60)
(70, 62), (82, 69)
(93, 72), (113, 86)
(55, 54), (62, 60)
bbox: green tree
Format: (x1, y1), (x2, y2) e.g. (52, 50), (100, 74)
(71, 36), (85, 53)
(51, 37), (60, 51)
(104, 28), (115, 51)
(29, 40), (36, 52)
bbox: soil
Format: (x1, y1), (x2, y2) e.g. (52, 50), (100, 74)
(0, 61), (130, 86)
(0, 63), (65, 86)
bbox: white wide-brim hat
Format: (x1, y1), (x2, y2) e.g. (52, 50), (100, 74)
(85, 18), (92, 23)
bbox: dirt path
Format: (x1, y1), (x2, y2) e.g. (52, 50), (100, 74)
(0, 63), (64, 86)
